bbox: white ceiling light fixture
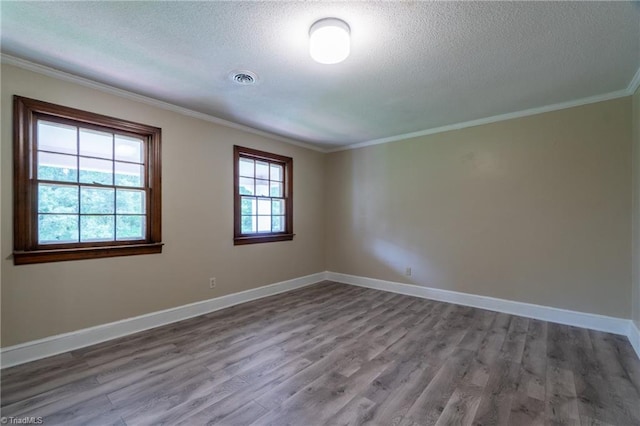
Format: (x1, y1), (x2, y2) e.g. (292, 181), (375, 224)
(309, 18), (350, 64)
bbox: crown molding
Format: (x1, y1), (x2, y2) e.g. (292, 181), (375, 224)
(327, 86), (634, 153)
(628, 65), (640, 95)
(0, 54), (326, 153)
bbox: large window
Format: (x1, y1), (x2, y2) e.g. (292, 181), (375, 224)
(234, 145), (293, 245)
(13, 96), (162, 264)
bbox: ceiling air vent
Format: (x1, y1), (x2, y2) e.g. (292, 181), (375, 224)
(230, 70), (258, 85)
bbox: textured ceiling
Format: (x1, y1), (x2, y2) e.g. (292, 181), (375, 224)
(2, 2), (639, 149)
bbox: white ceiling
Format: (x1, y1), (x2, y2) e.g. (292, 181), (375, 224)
(2, 2), (639, 150)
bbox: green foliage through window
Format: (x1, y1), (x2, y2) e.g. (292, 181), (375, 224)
(37, 166), (146, 243)
(35, 115), (147, 245)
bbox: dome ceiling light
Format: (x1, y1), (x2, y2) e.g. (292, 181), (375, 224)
(309, 18), (350, 64)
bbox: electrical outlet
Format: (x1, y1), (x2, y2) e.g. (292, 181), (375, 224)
(405, 267), (412, 277)
(209, 277), (216, 289)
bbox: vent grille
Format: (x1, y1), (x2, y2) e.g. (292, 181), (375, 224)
(230, 71), (258, 85)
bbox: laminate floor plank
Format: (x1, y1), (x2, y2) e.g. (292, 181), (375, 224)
(472, 358), (521, 426)
(405, 348), (476, 425)
(588, 330), (640, 424)
(221, 400), (270, 426)
(0, 352), (81, 384)
(322, 395), (376, 425)
(2, 375), (101, 416)
(433, 384), (483, 426)
(2, 344), (186, 407)
(172, 358), (315, 425)
(506, 320), (548, 425)
(561, 325), (630, 425)
(474, 313), (512, 367)
(37, 395), (121, 426)
(458, 309), (497, 352)
(519, 319), (548, 401)
(545, 365), (581, 425)
(73, 282), (335, 362)
(499, 316), (529, 364)
(3, 283), (349, 404)
(250, 355), (393, 426)
(186, 286), (359, 357)
(610, 333), (640, 394)
(508, 391), (545, 426)
(357, 303), (465, 425)
(360, 358), (446, 426)
(119, 372), (247, 424)
(1, 281), (638, 426)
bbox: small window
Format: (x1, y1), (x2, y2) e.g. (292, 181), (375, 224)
(13, 96), (162, 264)
(234, 145), (293, 245)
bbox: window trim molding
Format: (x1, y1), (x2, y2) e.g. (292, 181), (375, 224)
(233, 145), (294, 245)
(13, 96), (163, 264)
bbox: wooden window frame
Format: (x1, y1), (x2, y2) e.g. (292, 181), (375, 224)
(13, 96), (163, 264)
(234, 145), (294, 245)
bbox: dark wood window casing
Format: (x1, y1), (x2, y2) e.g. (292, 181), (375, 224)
(13, 96), (162, 264)
(234, 145), (294, 245)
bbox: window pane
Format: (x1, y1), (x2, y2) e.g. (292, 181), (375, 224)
(234, 147), (292, 244)
(38, 214), (79, 244)
(115, 135), (143, 163)
(272, 216), (284, 232)
(270, 164), (283, 182)
(80, 128), (113, 159)
(257, 198), (271, 215)
(272, 199), (285, 215)
(115, 162), (144, 187)
(38, 184), (78, 213)
(81, 187), (115, 214)
(270, 182), (283, 197)
(239, 158), (254, 177)
(38, 152), (78, 183)
(257, 216), (271, 232)
(116, 215), (145, 240)
(256, 161), (269, 179)
(241, 197), (256, 215)
(81, 215), (115, 242)
(241, 216), (256, 233)
(117, 189), (145, 214)
(79, 157), (113, 185)
(15, 96), (162, 263)
(256, 179), (269, 196)
(38, 121), (77, 155)
(239, 177), (254, 195)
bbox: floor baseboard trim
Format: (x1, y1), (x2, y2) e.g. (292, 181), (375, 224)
(1, 272), (327, 369)
(4, 271), (638, 367)
(327, 272), (640, 358)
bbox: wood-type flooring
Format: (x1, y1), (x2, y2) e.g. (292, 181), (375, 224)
(1, 281), (639, 425)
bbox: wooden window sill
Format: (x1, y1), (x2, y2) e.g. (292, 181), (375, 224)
(234, 234), (295, 245)
(13, 243), (164, 265)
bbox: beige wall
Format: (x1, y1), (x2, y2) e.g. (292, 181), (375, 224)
(326, 98), (632, 318)
(1, 61), (636, 348)
(0, 64), (326, 346)
(633, 86), (640, 329)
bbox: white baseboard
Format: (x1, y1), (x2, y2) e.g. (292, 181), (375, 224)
(4, 271), (639, 368)
(1, 272), (327, 369)
(326, 272), (640, 359)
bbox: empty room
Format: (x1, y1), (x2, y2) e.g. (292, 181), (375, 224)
(1, 1), (639, 425)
